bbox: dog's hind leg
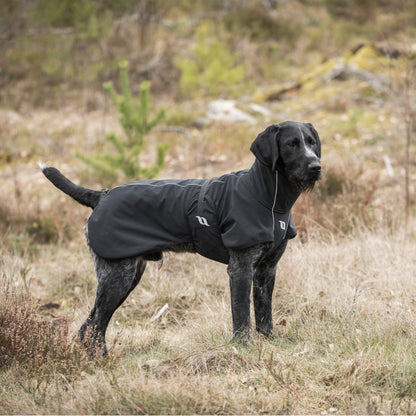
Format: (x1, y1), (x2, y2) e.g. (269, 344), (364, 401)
(79, 254), (146, 356)
(253, 240), (287, 338)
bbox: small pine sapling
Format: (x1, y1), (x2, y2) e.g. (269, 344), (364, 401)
(77, 60), (167, 184)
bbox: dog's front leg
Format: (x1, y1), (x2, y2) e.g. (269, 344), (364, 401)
(253, 240), (288, 337)
(227, 245), (269, 342)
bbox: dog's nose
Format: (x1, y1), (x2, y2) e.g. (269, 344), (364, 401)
(308, 161), (321, 173)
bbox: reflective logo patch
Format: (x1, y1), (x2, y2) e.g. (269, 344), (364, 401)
(196, 216), (210, 227)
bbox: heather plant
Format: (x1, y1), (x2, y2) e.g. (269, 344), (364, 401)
(0, 265), (92, 379)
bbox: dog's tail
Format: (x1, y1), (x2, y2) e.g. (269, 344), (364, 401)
(39, 162), (103, 209)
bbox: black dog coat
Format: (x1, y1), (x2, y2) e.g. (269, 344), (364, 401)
(87, 158), (299, 264)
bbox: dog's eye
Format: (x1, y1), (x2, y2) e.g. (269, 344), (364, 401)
(288, 139), (299, 148)
(309, 139), (316, 146)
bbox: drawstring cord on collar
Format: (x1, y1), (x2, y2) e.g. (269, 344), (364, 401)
(271, 170), (291, 239)
(271, 170), (278, 232)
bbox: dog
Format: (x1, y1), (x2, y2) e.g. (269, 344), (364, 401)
(40, 121), (322, 355)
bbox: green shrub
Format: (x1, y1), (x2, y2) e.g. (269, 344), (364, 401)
(176, 22), (245, 97)
(77, 61), (167, 184)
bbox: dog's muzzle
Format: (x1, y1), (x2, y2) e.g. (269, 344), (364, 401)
(308, 161), (322, 180)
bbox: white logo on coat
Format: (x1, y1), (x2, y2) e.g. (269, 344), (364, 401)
(196, 216), (210, 227)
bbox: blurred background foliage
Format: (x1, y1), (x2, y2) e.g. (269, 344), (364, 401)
(1, 0), (414, 107)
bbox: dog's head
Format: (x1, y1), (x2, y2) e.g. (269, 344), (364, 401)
(250, 121), (322, 192)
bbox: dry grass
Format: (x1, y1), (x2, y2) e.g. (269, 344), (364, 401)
(1, 223), (416, 414)
(1, 107), (415, 414)
(0, 103), (414, 414)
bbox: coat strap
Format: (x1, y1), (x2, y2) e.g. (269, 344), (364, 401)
(197, 179), (211, 217)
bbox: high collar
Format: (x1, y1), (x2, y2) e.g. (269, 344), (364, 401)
(244, 159), (300, 213)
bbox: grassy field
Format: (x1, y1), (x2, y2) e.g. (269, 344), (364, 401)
(2, 225), (416, 414)
(1, 1), (416, 414)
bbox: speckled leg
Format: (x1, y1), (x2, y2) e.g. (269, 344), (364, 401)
(227, 243), (271, 342)
(79, 250), (146, 356)
(253, 241), (287, 337)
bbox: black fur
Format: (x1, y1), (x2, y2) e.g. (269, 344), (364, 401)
(40, 165), (103, 209)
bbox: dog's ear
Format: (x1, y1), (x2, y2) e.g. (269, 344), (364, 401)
(306, 122), (321, 158)
(250, 124), (280, 171)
